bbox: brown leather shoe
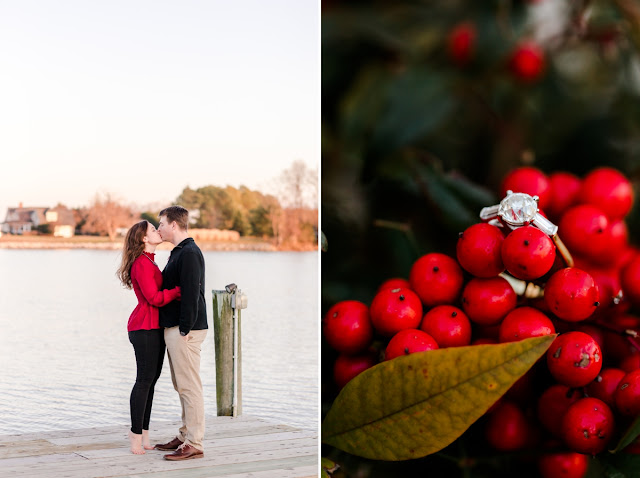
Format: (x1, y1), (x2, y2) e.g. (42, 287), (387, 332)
(164, 444), (203, 461)
(154, 437), (183, 451)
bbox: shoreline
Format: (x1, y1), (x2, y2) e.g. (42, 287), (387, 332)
(0, 237), (317, 252)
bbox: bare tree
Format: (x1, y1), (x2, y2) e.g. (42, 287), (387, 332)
(269, 160), (319, 249)
(278, 160), (318, 209)
(81, 193), (136, 240)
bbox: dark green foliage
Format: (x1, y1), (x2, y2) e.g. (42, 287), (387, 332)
(140, 212), (159, 228)
(249, 206), (274, 237)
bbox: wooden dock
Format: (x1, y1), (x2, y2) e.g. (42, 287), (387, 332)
(0, 415), (318, 477)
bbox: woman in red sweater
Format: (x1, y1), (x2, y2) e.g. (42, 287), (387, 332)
(117, 220), (181, 454)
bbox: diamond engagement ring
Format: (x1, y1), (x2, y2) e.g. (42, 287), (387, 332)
(480, 191), (574, 267)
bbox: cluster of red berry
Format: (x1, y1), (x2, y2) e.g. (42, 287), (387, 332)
(323, 166), (640, 477)
(447, 22), (545, 83)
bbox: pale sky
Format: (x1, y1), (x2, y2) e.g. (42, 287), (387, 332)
(0, 0), (319, 216)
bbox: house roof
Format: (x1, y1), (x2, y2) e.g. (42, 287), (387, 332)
(4, 207), (47, 224)
(4, 206), (75, 226)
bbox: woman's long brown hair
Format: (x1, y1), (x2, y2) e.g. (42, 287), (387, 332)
(117, 220), (149, 289)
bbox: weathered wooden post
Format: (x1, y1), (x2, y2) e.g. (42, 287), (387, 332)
(212, 284), (247, 417)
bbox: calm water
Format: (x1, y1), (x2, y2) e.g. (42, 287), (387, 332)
(0, 249), (318, 434)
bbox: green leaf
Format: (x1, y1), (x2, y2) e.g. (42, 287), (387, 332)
(612, 413), (640, 454)
(322, 335), (556, 461)
(369, 67), (454, 159)
(588, 453), (640, 478)
(439, 172), (498, 210)
(321, 457), (338, 477)
(415, 163), (479, 231)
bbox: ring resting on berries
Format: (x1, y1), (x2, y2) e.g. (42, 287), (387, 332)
(480, 190), (574, 268)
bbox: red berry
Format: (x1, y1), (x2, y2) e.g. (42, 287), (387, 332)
(614, 369), (640, 416)
(508, 41), (546, 83)
(621, 255), (640, 308)
(462, 276), (517, 325)
(501, 226), (556, 280)
(562, 397), (615, 455)
(579, 167), (634, 220)
(620, 354), (640, 373)
(547, 331), (603, 387)
(420, 305), (472, 348)
(323, 300), (373, 354)
(558, 205), (609, 260)
(377, 277), (411, 292)
(546, 171), (581, 220)
(486, 401), (530, 451)
(617, 246), (639, 270)
(538, 451), (589, 478)
(544, 268), (599, 321)
(602, 315), (640, 364)
(582, 265), (623, 315)
(456, 223), (505, 278)
(409, 253), (464, 307)
(587, 367), (626, 408)
(500, 166), (551, 211)
(384, 329), (438, 361)
(370, 288), (423, 337)
(333, 352), (377, 389)
(447, 22), (476, 66)
(596, 219), (629, 264)
(537, 384), (583, 438)
(498, 306), (555, 343)
(573, 324), (605, 353)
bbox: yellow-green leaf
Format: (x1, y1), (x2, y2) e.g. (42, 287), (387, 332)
(322, 334), (556, 461)
(611, 412), (640, 453)
(321, 457), (340, 477)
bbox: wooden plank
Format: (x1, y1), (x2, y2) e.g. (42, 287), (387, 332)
(2, 446), (318, 477)
(77, 430), (316, 459)
(0, 422), (306, 460)
(0, 438), (121, 459)
(116, 455), (318, 477)
(77, 436), (317, 460)
(188, 464), (319, 478)
(0, 415), (318, 478)
(45, 423), (297, 447)
(216, 465), (318, 478)
(0, 452), (84, 467)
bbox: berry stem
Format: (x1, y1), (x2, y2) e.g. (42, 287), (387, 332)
(627, 336), (640, 354)
(592, 318), (638, 336)
(592, 318), (640, 353)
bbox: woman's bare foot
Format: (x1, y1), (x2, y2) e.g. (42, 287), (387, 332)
(129, 430), (146, 454)
(141, 429), (154, 450)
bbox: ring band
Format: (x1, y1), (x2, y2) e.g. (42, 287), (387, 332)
(551, 234), (574, 268)
(480, 190), (574, 267)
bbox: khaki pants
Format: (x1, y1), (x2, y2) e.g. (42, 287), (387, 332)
(164, 326), (207, 451)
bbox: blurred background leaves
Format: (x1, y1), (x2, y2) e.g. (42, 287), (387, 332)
(322, 0), (640, 309)
(322, 0), (640, 476)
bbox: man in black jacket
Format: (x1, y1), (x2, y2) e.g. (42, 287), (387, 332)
(154, 206), (208, 461)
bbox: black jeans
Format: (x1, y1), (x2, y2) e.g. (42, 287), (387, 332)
(128, 329), (165, 434)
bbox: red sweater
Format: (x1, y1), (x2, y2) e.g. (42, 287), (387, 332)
(128, 252), (181, 331)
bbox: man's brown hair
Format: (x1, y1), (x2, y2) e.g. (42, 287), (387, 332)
(159, 205), (189, 230)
